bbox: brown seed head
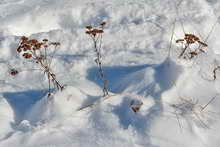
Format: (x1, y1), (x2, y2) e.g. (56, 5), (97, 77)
(17, 47), (22, 53)
(10, 69), (19, 76)
(50, 42), (61, 46)
(23, 53), (32, 59)
(86, 26), (93, 30)
(21, 36), (28, 41)
(92, 29), (104, 34)
(30, 39), (38, 45)
(85, 30), (91, 35)
(43, 39), (48, 42)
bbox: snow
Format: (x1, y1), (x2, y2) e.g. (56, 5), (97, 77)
(1, 0), (220, 146)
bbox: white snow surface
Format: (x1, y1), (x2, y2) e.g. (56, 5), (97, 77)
(1, 0), (220, 146)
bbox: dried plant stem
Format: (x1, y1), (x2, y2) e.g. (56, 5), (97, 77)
(168, 20), (176, 59)
(179, 44), (188, 58)
(201, 95), (218, 111)
(38, 59), (63, 95)
(86, 23), (109, 97)
(94, 38), (109, 96)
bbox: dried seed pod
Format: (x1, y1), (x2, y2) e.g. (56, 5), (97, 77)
(189, 51), (198, 56)
(187, 40), (195, 44)
(92, 29), (104, 34)
(189, 51), (198, 58)
(86, 26), (92, 30)
(23, 53), (32, 59)
(100, 22), (106, 26)
(10, 69), (19, 76)
(43, 39), (48, 42)
(17, 47), (22, 53)
(28, 39), (38, 45)
(91, 32), (96, 36)
(194, 36), (199, 41)
(85, 30), (91, 35)
(28, 54), (32, 58)
(131, 107), (141, 113)
(50, 42), (61, 46)
(21, 36), (28, 41)
(23, 44), (30, 51)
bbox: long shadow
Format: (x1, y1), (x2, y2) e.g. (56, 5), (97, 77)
(152, 58), (182, 98)
(87, 58), (181, 97)
(87, 64), (152, 93)
(3, 89), (48, 124)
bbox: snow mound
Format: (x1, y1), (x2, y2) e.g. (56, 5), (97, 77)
(0, 96), (14, 141)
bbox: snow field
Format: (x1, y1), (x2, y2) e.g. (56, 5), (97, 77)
(0, 0), (220, 147)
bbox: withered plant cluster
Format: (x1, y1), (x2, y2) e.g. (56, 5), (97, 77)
(172, 30), (219, 129)
(16, 36), (63, 96)
(85, 22), (109, 97)
(171, 94), (219, 130)
(176, 34), (208, 59)
(175, 33), (220, 80)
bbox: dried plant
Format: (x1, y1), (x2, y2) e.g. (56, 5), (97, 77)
(8, 65), (39, 77)
(170, 96), (217, 130)
(9, 68), (19, 76)
(130, 100), (143, 113)
(176, 34), (208, 59)
(85, 22), (109, 97)
(16, 36), (64, 96)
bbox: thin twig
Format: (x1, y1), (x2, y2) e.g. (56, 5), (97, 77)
(168, 19), (176, 59)
(201, 95), (218, 111)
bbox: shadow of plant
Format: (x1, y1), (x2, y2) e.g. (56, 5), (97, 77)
(87, 64), (151, 93)
(3, 89), (48, 124)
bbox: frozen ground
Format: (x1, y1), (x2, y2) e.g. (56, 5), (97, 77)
(0, 0), (220, 147)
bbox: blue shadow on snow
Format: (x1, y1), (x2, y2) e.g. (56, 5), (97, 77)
(3, 89), (48, 123)
(87, 64), (153, 93)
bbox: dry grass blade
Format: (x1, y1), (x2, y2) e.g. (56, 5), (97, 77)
(201, 94), (218, 111)
(77, 94), (119, 111)
(168, 19), (176, 59)
(170, 96), (218, 130)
